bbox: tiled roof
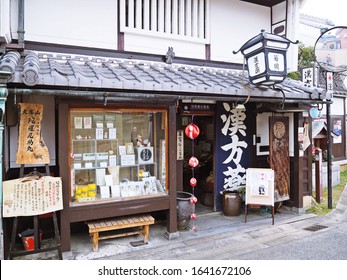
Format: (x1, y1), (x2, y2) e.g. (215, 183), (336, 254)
(0, 50), (331, 102)
(300, 13), (335, 29)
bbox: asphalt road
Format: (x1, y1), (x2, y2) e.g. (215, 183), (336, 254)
(231, 221), (347, 260)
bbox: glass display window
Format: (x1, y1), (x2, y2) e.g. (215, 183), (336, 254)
(69, 109), (168, 203)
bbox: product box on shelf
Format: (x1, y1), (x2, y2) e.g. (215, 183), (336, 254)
(96, 169), (106, 185)
(73, 163), (82, 169)
(83, 153), (96, 161)
(120, 154), (136, 166)
(110, 185), (121, 197)
(75, 184), (97, 202)
(98, 185), (110, 199)
(96, 152), (109, 160)
(109, 155), (117, 166)
(137, 147), (154, 164)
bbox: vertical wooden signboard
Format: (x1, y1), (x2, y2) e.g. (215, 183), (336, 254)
(269, 116), (290, 202)
(16, 103), (50, 164)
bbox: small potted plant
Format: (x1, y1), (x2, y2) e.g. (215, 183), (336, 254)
(236, 185), (246, 203)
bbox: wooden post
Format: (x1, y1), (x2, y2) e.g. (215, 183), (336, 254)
(315, 148), (323, 203)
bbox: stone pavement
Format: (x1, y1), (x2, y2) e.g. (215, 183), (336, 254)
(83, 211), (320, 260)
(12, 184), (347, 260)
(62, 208), (326, 260)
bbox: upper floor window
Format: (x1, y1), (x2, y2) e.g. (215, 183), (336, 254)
(120, 0), (209, 43)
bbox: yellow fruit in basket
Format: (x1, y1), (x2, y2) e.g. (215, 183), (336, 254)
(81, 186), (88, 193)
(75, 195), (80, 200)
(75, 189), (82, 195)
(88, 191), (96, 197)
(88, 184), (96, 190)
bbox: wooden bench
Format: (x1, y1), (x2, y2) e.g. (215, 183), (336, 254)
(86, 214), (155, 252)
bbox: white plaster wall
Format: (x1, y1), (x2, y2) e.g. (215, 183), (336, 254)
(8, 0), (302, 65)
(123, 0), (271, 61)
(0, 0), (11, 43)
(331, 97), (345, 115)
(124, 33), (206, 59)
(209, 0), (270, 63)
(298, 24), (321, 47)
(256, 112), (271, 156)
(320, 96), (345, 116)
(286, 0), (300, 73)
(19, 0), (118, 50)
(9, 0), (272, 61)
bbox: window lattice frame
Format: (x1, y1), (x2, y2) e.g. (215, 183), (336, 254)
(119, 0), (210, 43)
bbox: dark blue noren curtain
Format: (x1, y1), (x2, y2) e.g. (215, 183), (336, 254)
(214, 102), (254, 211)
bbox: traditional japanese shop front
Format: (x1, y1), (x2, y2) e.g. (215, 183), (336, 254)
(0, 50), (329, 252)
(4, 92), (178, 252)
(56, 99), (178, 252)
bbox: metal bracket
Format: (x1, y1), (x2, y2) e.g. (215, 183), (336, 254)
(272, 85), (286, 109)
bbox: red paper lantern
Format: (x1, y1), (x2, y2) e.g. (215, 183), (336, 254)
(190, 177), (197, 187)
(191, 213), (197, 220)
(188, 156), (199, 168)
(190, 196), (198, 204)
(185, 123), (200, 139)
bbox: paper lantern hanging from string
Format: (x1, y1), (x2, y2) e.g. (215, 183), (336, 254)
(190, 177), (197, 187)
(190, 196), (198, 204)
(185, 123), (200, 139)
(188, 156), (199, 168)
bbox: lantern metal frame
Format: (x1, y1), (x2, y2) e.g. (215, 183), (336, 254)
(233, 30), (298, 86)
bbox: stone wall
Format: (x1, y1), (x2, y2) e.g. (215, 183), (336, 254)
(312, 161), (342, 191)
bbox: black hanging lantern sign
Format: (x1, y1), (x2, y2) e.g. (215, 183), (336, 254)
(233, 30), (298, 86)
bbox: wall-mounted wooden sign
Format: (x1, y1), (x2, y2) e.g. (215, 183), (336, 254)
(269, 116), (290, 202)
(16, 103), (50, 164)
(177, 130), (184, 160)
(180, 102), (215, 114)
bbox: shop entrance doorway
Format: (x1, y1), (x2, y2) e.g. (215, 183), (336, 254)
(182, 115), (215, 214)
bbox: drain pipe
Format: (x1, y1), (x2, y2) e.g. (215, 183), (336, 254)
(17, 0), (25, 48)
(0, 75), (9, 260)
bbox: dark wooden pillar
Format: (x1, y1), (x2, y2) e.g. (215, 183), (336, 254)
(58, 103), (71, 252)
(165, 104), (178, 239)
(292, 112), (304, 210)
